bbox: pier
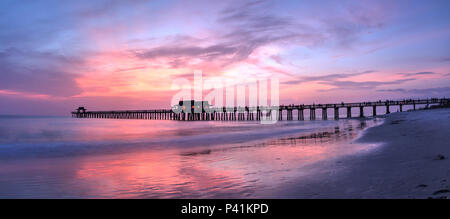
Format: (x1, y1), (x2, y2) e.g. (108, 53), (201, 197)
(72, 98), (450, 121)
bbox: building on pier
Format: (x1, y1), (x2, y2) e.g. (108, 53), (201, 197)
(172, 100), (210, 113)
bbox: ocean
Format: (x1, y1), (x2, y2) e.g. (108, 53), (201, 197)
(0, 115), (383, 198)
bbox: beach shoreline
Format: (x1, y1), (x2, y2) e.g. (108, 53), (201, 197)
(274, 108), (450, 198)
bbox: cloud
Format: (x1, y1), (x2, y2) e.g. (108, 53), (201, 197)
(0, 48), (83, 97)
(114, 66), (147, 73)
(318, 78), (415, 91)
(281, 70), (376, 85)
(134, 0), (385, 71)
(0, 89), (58, 100)
(136, 43), (238, 61)
(134, 1), (308, 70)
(377, 86), (450, 95)
(282, 70), (440, 92)
(397, 71), (436, 77)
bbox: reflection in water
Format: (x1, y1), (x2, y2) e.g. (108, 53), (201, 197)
(0, 117), (382, 198)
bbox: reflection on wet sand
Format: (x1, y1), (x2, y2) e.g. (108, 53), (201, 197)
(73, 119), (382, 198)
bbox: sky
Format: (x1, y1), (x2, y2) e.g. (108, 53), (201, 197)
(0, 0), (449, 115)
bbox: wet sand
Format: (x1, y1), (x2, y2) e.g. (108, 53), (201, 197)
(273, 108), (450, 198)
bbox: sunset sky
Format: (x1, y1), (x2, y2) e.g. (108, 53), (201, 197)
(1, 0), (449, 115)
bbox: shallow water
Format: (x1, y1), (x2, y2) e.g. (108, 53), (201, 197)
(0, 116), (383, 198)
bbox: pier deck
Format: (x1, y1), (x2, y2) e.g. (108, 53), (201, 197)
(72, 98), (450, 121)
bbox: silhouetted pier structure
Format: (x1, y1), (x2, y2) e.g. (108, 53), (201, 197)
(72, 98), (450, 121)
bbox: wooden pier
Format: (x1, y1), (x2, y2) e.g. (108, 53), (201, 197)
(72, 98), (450, 121)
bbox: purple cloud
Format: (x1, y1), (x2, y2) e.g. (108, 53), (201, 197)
(134, 0), (385, 69)
(377, 87), (450, 96)
(398, 72), (436, 77)
(318, 78), (415, 91)
(282, 70), (376, 85)
(0, 48), (82, 97)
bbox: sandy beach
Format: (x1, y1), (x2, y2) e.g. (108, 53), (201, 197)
(274, 108), (450, 199)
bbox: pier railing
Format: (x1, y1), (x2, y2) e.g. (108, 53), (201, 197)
(72, 98), (450, 121)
